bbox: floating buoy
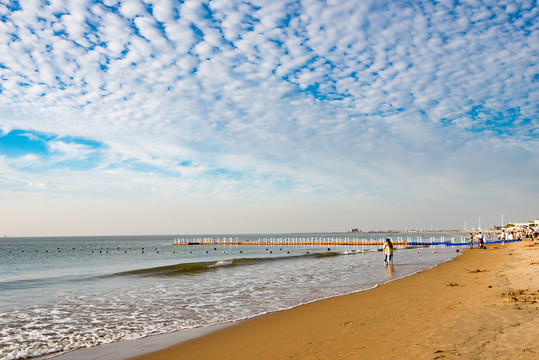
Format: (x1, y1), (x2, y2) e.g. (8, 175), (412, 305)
(417, 251), (419, 254)
(432, 250), (436, 254)
(362, 252), (366, 255)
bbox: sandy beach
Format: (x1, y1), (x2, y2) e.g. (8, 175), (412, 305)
(127, 239), (538, 360)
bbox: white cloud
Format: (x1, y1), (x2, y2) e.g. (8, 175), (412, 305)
(149, 0), (175, 23)
(134, 15), (166, 47)
(119, 0), (146, 19)
(163, 20), (196, 53)
(98, 12), (133, 56)
(0, 0), (537, 235)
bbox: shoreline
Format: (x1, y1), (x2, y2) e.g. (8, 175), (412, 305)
(125, 240), (538, 360)
(50, 324), (231, 360)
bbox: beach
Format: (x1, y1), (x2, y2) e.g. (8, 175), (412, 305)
(128, 240), (538, 360)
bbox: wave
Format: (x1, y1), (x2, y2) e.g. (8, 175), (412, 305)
(99, 251), (344, 279)
(0, 252), (347, 292)
(0, 276), (64, 291)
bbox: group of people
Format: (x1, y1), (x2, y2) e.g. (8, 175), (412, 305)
(468, 228), (539, 249)
(500, 228), (538, 241)
(468, 232), (486, 249)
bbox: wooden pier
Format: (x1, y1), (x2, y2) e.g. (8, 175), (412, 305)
(171, 235), (468, 247)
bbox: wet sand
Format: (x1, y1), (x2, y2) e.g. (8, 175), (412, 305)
(127, 239), (538, 360)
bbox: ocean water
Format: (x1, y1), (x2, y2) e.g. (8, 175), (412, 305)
(0, 233), (466, 360)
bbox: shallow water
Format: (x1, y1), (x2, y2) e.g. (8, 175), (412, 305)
(0, 233), (465, 360)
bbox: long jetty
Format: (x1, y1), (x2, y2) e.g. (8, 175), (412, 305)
(170, 235), (509, 247)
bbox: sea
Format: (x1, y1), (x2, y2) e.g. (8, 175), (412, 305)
(0, 232), (468, 360)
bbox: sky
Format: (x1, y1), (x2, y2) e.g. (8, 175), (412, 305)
(0, 0), (537, 237)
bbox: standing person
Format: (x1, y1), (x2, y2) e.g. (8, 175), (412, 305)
(383, 238), (394, 266)
(468, 232), (474, 249)
(477, 231), (484, 249)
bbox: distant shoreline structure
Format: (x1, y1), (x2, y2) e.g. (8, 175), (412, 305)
(346, 229), (499, 234)
(348, 220), (539, 234)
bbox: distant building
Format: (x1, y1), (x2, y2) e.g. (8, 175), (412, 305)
(505, 219), (539, 229)
(349, 228), (360, 233)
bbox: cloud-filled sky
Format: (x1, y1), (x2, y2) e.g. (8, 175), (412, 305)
(0, 0), (537, 236)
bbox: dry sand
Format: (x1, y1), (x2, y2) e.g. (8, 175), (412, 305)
(129, 240), (538, 360)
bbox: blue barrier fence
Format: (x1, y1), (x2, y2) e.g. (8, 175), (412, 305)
(407, 239), (522, 246)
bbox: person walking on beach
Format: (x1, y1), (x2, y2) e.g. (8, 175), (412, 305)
(468, 232), (474, 249)
(383, 238), (394, 266)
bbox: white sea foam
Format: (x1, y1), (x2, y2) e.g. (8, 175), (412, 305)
(209, 259), (234, 267)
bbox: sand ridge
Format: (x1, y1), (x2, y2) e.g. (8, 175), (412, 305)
(129, 241), (538, 360)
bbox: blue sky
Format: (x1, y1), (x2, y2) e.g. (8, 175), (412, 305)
(0, 0), (537, 236)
